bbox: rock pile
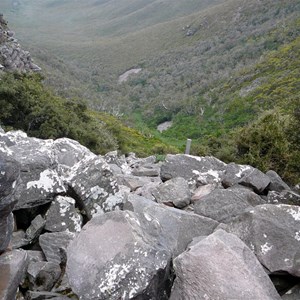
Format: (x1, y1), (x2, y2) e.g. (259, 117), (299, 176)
(0, 127), (299, 299)
(0, 14), (41, 72)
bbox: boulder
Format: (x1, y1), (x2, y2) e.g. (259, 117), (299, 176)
(282, 284), (300, 299)
(267, 190), (300, 205)
(39, 232), (75, 265)
(160, 154), (226, 184)
(194, 187), (265, 222)
(0, 249), (28, 300)
(25, 214), (46, 241)
(227, 204), (300, 276)
(117, 174), (160, 192)
(11, 230), (29, 249)
(222, 162), (270, 194)
(169, 230), (281, 300)
(45, 196), (82, 233)
(191, 183), (217, 202)
(67, 210), (172, 300)
(27, 261), (61, 291)
(132, 164), (160, 177)
(0, 152), (20, 252)
(125, 194), (219, 256)
(266, 170), (290, 192)
(67, 155), (118, 219)
(152, 177), (191, 208)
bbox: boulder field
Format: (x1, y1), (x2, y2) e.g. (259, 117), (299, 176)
(0, 127), (300, 299)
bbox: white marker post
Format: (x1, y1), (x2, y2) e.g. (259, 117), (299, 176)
(185, 139), (192, 155)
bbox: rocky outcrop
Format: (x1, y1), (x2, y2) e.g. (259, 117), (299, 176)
(0, 127), (299, 299)
(0, 14), (41, 72)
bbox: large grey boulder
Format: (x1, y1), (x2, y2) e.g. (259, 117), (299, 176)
(0, 249), (28, 300)
(0, 152), (20, 252)
(152, 177), (191, 208)
(222, 162), (270, 194)
(169, 230), (281, 300)
(227, 204), (300, 276)
(194, 187), (265, 222)
(160, 154), (226, 184)
(67, 210), (172, 300)
(266, 170), (290, 192)
(67, 155), (118, 219)
(45, 196), (82, 233)
(125, 194), (219, 256)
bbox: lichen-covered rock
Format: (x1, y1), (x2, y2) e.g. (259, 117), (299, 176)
(227, 204), (300, 276)
(0, 249), (28, 300)
(25, 214), (46, 241)
(0, 152), (20, 252)
(67, 211), (172, 300)
(222, 162), (270, 194)
(160, 154), (226, 184)
(45, 196), (82, 233)
(67, 155), (118, 218)
(169, 230), (281, 300)
(152, 177), (191, 208)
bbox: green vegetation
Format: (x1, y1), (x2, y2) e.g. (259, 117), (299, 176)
(0, 72), (177, 156)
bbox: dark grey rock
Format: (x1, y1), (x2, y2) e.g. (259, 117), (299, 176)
(11, 230), (29, 249)
(45, 196), (82, 233)
(194, 188), (265, 222)
(67, 210), (172, 300)
(125, 194), (219, 256)
(222, 162), (270, 193)
(169, 230), (281, 300)
(0, 249), (28, 300)
(67, 155), (118, 218)
(39, 232), (75, 265)
(160, 154), (226, 184)
(227, 204), (300, 276)
(27, 261), (61, 291)
(282, 284), (300, 299)
(152, 177), (191, 208)
(26, 250), (46, 263)
(0, 152), (20, 252)
(266, 170), (290, 192)
(26, 214), (46, 241)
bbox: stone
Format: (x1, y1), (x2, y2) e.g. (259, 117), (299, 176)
(227, 204), (300, 276)
(134, 181), (160, 201)
(160, 154), (226, 184)
(11, 230), (29, 249)
(0, 125), (4, 133)
(194, 188), (265, 222)
(222, 162), (270, 194)
(125, 194), (219, 256)
(45, 196), (82, 233)
(191, 184), (217, 202)
(26, 250), (46, 263)
(0, 249), (28, 300)
(25, 291), (70, 300)
(67, 155), (118, 219)
(117, 174), (160, 192)
(25, 214), (46, 241)
(267, 190), (300, 205)
(152, 177), (191, 208)
(266, 170), (291, 192)
(282, 284), (300, 299)
(67, 210), (172, 300)
(169, 230), (281, 300)
(27, 261), (61, 291)
(39, 232), (75, 265)
(132, 164), (160, 177)
(0, 152), (20, 252)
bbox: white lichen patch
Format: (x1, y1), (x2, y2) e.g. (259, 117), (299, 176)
(294, 231), (300, 241)
(89, 186), (108, 200)
(26, 169), (65, 192)
(235, 165), (252, 178)
(286, 207), (300, 221)
(261, 242), (273, 255)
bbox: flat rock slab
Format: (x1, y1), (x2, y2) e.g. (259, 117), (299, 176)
(160, 154), (226, 184)
(170, 230), (281, 300)
(67, 211), (171, 300)
(194, 188), (265, 222)
(227, 204), (300, 276)
(0, 249), (28, 300)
